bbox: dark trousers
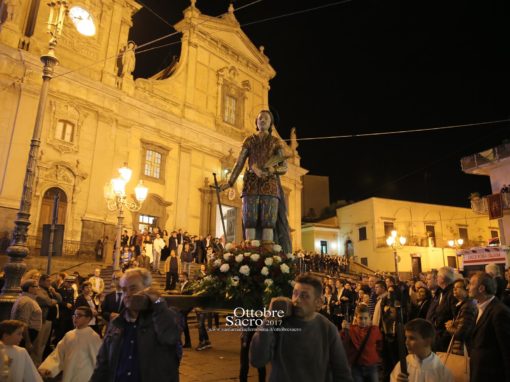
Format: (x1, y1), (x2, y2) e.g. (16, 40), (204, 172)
(240, 330), (266, 382)
(166, 271), (178, 290)
(207, 312), (220, 328)
(180, 309), (191, 346)
(196, 312), (209, 343)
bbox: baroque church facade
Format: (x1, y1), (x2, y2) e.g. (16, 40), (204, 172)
(0, 0), (306, 256)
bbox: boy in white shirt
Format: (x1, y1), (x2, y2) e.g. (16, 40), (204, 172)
(38, 306), (102, 382)
(0, 319), (42, 382)
(391, 318), (453, 382)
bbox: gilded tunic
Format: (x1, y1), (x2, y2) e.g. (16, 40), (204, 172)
(240, 134), (284, 198)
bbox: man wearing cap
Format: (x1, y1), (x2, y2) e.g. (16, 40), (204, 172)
(11, 279), (43, 350)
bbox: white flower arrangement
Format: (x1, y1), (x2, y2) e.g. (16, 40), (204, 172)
(286, 253), (295, 261)
(250, 254), (260, 262)
(243, 252), (251, 257)
(264, 257), (273, 266)
(223, 253), (233, 261)
(261, 266), (269, 276)
(273, 255), (282, 263)
(239, 265), (250, 276)
(280, 263), (290, 274)
(225, 243), (234, 251)
(231, 276), (239, 286)
(264, 279), (273, 286)
(235, 254), (244, 263)
(220, 263), (230, 272)
(250, 240), (260, 247)
(273, 244), (282, 252)
(213, 259), (222, 267)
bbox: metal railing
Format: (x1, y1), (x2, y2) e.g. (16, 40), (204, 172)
(461, 142), (510, 171)
(26, 236), (98, 257)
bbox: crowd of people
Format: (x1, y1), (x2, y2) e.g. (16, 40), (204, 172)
(314, 264), (510, 381)
(2, 232), (510, 381)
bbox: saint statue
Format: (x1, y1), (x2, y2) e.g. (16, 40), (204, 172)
(221, 110), (292, 252)
(290, 127), (299, 153)
(121, 41), (136, 77)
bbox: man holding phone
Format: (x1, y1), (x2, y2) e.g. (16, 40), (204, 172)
(250, 273), (353, 382)
(90, 267), (181, 382)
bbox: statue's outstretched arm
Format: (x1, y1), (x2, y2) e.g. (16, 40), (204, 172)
(227, 147), (249, 187)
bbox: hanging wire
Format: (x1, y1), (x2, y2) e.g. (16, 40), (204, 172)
(282, 118), (510, 142)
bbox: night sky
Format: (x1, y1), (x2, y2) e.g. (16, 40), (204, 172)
(130, 0), (510, 208)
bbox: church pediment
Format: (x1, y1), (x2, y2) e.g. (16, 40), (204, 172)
(174, 5), (275, 78)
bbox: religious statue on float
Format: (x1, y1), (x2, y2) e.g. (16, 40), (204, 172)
(220, 110), (292, 253)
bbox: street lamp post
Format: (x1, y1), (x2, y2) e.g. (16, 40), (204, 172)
(448, 239), (464, 271)
(104, 164), (148, 271)
(0, 1), (95, 312)
(386, 230), (407, 279)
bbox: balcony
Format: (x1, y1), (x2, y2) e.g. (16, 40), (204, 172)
(461, 142), (510, 172)
(376, 235), (482, 249)
(470, 193), (510, 215)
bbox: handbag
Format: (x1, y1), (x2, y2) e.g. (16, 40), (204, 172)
(437, 334), (470, 382)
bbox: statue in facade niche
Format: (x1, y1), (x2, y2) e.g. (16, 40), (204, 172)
(290, 127), (299, 153)
(220, 110), (292, 252)
(120, 41), (136, 78)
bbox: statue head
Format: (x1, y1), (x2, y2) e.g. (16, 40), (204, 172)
(255, 110), (274, 134)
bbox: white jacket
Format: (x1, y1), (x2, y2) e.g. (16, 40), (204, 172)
(390, 353), (454, 382)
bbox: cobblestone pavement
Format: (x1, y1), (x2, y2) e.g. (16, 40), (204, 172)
(179, 324), (265, 382)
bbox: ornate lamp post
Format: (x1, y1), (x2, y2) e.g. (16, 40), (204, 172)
(104, 164), (148, 271)
(386, 230), (407, 279)
(0, 1), (95, 313)
(448, 238), (464, 271)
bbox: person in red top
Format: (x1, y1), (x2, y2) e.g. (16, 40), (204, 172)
(341, 305), (383, 382)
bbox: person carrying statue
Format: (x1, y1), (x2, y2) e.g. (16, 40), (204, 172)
(221, 110), (292, 253)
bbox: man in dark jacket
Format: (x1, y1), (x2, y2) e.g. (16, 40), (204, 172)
(432, 267), (457, 351)
(91, 267), (181, 382)
(468, 271), (510, 382)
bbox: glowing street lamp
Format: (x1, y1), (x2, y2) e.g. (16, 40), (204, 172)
(386, 230), (407, 279)
(1, 1), (96, 309)
(104, 165), (148, 270)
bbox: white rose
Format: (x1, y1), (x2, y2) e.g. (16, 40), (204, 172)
(273, 256), (282, 263)
(231, 276), (239, 286)
(239, 265), (250, 276)
(223, 253), (232, 261)
(244, 252), (251, 257)
(286, 253), (295, 261)
(213, 259), (222, 267)
(261, 266), (269, 276)
(264, 258), (273, 266)
(225, 243), (234, 251)
(273, 244), (282, 252)
(264, 279), (273, 286)
(251, 240), (260, 247)
(235, 254), (244, 263)
(280, 263), (290, 274)
(250, 254), (260, 262)
(220, 264), (230, 272)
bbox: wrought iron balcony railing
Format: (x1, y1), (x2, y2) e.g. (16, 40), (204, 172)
(461, 142), (510, 171)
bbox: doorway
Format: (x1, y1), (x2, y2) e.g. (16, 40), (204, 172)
(447, 256), (457, 269)
(216, 205), (236, 243)
(38, 188), (67, 236)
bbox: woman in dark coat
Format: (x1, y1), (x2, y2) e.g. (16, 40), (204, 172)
(75, 281), (101, 335)
(445, 278), (476, 355)
(407, 286), (431, 320)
